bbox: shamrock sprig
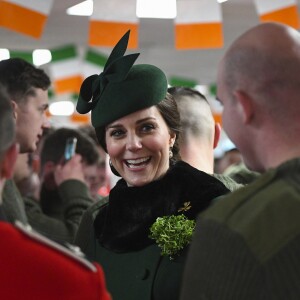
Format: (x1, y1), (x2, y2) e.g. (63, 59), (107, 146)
(149, 214), (196, 260)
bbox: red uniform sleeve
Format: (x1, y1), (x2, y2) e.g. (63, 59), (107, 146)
(0, 221), (111, 300)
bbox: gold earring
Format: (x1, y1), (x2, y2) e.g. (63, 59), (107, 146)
(169, 148), (173, 158)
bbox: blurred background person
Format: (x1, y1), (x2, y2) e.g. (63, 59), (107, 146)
(216, 146), (260, 184)
(168, 86), (243, 192)
(79, 125), (111, 199)
(13, 153), (40, 200)
(22, 126), (101, 243)
(38, 127), (101, 222)
(168, 87), (219, 174)
(217, 147), (242, 174)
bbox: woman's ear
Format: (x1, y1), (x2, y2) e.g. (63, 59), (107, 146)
(169, 132), (176, 147)
(234, 90), (254, 124)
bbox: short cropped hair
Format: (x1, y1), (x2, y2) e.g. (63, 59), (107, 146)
(40, 127), (100, 168)
(0, 85), (15, 160)
(168, 87), (214, 143)
(0, 58), (50, 104)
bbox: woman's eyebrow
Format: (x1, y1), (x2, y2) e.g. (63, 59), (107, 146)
(136, 117), (156, 125)
(107, 117), (156, 129)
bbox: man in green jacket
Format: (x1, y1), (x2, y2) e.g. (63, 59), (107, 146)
(180, 22), (300, 299)
(0, 58), (94, 243)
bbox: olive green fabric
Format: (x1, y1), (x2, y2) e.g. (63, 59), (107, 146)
(223, 162), (261, 185)
(2, 179), (28, 224)
(25, 179), (94, 244)
(180, 157), (300, 299)
(213, 173), (244, 192)
(76, 30), (168, 128)
(2, 178), (94, 244)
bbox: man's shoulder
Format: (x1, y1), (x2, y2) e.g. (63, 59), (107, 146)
(201, 168), (300, 261)
(204, 164), (300, 222)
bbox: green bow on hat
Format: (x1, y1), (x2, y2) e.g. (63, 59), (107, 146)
(76, 30), (168, 128)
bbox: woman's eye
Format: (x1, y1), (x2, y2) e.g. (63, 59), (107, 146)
(141, 124), (155, 132)
(110, 129), (124, 137)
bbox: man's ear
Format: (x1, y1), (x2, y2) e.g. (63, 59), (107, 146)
(213, 123), (221, 149)
(2, 144), (19, 179)
(11, 100), (18, 120)
(234, 90), (254, 124)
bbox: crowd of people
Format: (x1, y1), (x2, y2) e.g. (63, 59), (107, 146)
(0, 21), (299, 299)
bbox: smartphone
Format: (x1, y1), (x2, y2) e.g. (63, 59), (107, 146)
(64, 137), (77, 162)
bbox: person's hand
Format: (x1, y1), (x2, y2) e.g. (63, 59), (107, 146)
(54, 154), (85, 186)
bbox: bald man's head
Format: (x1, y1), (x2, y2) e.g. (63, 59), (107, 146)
(217, 22), (300, 172)
(222, 22), (300, 102)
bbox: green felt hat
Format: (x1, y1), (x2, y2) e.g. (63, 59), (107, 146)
(76, 31), (168, 128)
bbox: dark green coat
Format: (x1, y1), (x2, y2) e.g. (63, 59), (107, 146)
(76, 201), (187, 300)
(75, 161), (230, 300)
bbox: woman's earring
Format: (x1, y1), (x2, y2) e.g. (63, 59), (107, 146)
(109, 159), (121, 177)
(169, 148), (173, 159)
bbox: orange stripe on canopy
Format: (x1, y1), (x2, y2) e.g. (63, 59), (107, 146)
(175, 23), (223, 49)
(0, 1), (47, 38)
(89, 21), (138, 49)
(70, 113), (90, 124)
(260, 5), (299, 29)
(54, 76), (83, 94)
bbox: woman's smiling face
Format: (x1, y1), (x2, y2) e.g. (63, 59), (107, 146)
(105, 106), (176, 187)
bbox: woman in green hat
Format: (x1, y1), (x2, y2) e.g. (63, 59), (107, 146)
(75, 31), (229, 300)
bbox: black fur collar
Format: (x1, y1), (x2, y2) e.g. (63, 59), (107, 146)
(94, 161), (229, 253)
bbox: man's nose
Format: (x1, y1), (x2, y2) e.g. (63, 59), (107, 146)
(42, 114), (51, 129)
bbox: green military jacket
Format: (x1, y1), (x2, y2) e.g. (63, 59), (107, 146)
(213, 173), (244, 191)
(3, 179), (93, 244)
(180, 157), (300, 299)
